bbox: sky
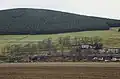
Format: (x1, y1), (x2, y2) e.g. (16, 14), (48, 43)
(0, 0), (120, 20)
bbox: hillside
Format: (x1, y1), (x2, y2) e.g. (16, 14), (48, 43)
(0, 29), (120, 48)
(0, 8), (120, 34)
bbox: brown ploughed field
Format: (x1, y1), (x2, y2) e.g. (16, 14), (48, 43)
(0, 62), (120, 79)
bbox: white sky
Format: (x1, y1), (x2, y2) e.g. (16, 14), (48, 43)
(0, 0), (120, 20)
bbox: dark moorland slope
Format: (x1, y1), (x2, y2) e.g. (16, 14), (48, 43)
(0, 8), (120, 35)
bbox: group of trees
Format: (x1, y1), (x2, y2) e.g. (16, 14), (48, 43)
(0, 36), (104, 62)
(1, 36), (102, 56)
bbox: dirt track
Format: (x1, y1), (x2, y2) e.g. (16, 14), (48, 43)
(0, 62), (120, 79)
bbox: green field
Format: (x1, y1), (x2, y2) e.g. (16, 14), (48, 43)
(0, 29), (120, 52)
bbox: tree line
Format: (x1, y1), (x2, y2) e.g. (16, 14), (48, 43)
(1, 36), (102, 56)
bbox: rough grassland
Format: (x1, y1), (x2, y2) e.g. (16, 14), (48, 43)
(0, 62), (120, 79)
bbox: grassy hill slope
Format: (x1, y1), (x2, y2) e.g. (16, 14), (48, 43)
(0, 29), (120, 49)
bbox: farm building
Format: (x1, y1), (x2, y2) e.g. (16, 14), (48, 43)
(106, 48), (120, 53)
